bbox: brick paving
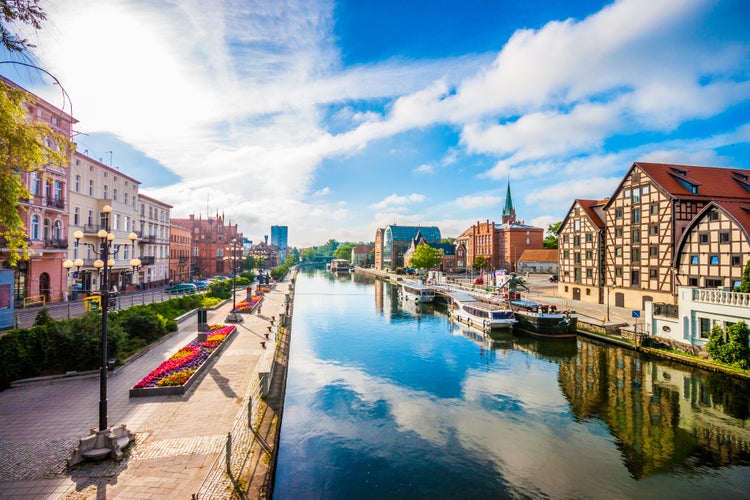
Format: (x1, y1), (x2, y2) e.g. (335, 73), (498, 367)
(0, 279), (291, 499)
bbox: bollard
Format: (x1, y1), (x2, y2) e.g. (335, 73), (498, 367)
(260, 341), (266, 349)
(225, 432), (232, 475)
(247, 397), (252, 428)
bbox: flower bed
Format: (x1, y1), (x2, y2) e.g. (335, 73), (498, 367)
(129, 324), (236, 397)
(232, 295), (262, 313)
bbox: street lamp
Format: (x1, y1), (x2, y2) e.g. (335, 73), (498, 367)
(67, 205), (137, 463)
(62, 258), (84, 301)
(225, 238), (243, 323)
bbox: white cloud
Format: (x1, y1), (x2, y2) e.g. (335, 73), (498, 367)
(370, 193), (426, 210)
(413, 163), (434, 174)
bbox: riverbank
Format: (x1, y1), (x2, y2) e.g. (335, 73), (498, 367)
(356, 267), (750, 381)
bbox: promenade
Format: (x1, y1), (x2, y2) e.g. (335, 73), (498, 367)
(0, 277), (291, 499)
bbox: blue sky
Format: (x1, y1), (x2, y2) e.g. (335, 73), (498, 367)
(2, 0), (749, 247)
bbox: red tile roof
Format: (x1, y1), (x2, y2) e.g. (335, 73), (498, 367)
(636, 162), (750, 201)
(518, 249), (558, 263)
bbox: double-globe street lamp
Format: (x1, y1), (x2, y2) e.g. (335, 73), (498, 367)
(224, 238), (243, 323)
(65, 205), (140, 462)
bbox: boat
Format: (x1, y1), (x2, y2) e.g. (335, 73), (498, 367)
(399, 281), (436, 303)
(510, 299), (577, 338)
(449, 291), (516, 331)
(329, 259), (351, 273)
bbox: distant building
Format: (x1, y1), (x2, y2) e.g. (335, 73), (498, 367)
(137, 194), (172, 287)
(517, 249), (559, 274)
(271, 225), (288, 262)
(169, 222), (192, 283)
(170, 213), (242, 278)
(403, 231), (457, 272)
(248, 237), (281, 270)
(374, 225), (441, 271)
(351, 245), (373, 267)
(454, 182), (544, 272)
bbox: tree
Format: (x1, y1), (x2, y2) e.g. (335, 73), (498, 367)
(334, 243), (356, 261)
(706, 321), (749, 369)
(0, 0), (46, 54)
(0, 81), (69, 264)
(739, 259), (750, 293)
(318, 239), (339, 256)
(409, 244), (442, 271)
(300, 247), (316, 261)
(472, 255), (488, 271)
(544, 221), (562, 249)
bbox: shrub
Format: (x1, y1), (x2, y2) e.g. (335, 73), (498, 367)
(706, 321), (750, 369)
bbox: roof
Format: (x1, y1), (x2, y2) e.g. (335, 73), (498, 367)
(605, 163), (750, 210)
(433, 243), (456, 255)
(386, 225), (441, 242)
(675, 201), (750, 262)
(352, 245), (373, 254)
(518, 249), (558, 263)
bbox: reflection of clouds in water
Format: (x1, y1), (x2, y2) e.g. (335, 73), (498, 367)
(286, 344), (629, 498)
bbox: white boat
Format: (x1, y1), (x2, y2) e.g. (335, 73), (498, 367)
(399, 281), (436, 303)
(449, 291), (516, 330)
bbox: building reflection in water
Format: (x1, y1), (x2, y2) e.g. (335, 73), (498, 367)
(558, 339), (750, 478)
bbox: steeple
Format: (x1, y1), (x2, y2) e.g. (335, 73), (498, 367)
(502, 180), (516, 224)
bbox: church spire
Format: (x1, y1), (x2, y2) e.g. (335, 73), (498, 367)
(502, 180), (516, 224)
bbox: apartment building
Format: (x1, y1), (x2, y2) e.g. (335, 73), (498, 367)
(559, 162), (750, 311)
(170, 213), (242, 278)
(169, 222), (192, 283)
(374, 225), (441, 271)
(0, 77), (76, 304)
(67, 152), (141, 294)
(137, 194), (172, 287)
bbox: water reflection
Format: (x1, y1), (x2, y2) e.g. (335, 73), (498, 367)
(275, 270), (750, 498)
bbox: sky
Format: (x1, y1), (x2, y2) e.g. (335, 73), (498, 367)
(1, 0), (749, 248)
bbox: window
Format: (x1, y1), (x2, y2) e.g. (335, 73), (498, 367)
(574, 252), (581, 264)
(649, 268), (658, 279)
(642, 185), (649, 195)
(103, 185), (108, 199)
(632, 248), (640, 260)
(633, 188), (640, 203)
(699, 233), (709, 244)
(585, 233), (593, 243)
(691, 255), (698, 265)
(708, 210), (719, 221)
(31, 172), (41, 195)
(650, 203), (659, 215)
(586, 268), (593, 278)
(74, 207), (80, 225)
(649, 225), (658, 236)
(615, 227), (623, 237)
(615, 208), (623, 218)
(54, 220), (62, 240)
(649, 246), (658, 257)
(89, 180), (94, 196)
(573, 235), (580, 247)
(699, 318), (711, 339)
(43, 218), (49, 240)
(632, 230), (640, 243)
(710, 255), (719, 265)
(113, 189), (118, 201)
(615, 247), (623, 257)
(75, 175), (80, 192)
(563, 235), (569, 243)
(631, 270), (640, 286)
(574, 268), (581, 281)
(706, 278), (722, 287)
(563, 250), (569, 259)
(632, 208), (641, 223)
(30, 215), (40, 239)
(624, 189), (631, 198)
(732, 255), (741, 266)
(720, 232), (730, 243)
(585, 250), (593, 260)
(615, 267), (623, 277)
(124, 193), (128, 205)
(54, 181), (62, 200)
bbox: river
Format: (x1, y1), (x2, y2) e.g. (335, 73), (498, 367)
(273, 268), (750, 499)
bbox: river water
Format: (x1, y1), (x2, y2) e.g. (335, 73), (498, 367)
(273, 269), (750, 499)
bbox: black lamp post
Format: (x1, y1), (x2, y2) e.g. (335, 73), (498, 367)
(70, 205), (138, 432)
(225, 238), (243, 323)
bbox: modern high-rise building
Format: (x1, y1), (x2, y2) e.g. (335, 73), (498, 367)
(271, 225), (288, 261)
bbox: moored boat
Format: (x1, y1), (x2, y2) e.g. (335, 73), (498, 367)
(450, 291), (516, 331)
(329, 259), (351, 273)
(510, 299), (577, 338)
(399, 281), (436, 303)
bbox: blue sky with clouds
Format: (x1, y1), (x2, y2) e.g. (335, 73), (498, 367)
(2, 0), (749, 247)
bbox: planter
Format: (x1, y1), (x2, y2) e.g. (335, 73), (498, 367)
(232, 296), (263, 313)
(129, 325), (237, 397)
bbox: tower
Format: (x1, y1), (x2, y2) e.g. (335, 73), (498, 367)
(502, 181), (516, 224)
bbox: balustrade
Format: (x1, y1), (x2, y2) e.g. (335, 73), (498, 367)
(694, 288), (750, 307)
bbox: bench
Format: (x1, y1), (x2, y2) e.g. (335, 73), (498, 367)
(68, 424), (134, 466)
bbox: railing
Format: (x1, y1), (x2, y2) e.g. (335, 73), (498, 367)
(83, 224), (101, 234)
(43, 238), (68, 249)
(693, 288), (750, 307)
(141, 235), (157, 243)
(46, 197), (65, 209)
(653, 302), (678, 318)
(23, 295), (46, 308)
(139, 256), (155, 265)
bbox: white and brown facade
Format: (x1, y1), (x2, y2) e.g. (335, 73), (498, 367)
(558, 199), (606, 305)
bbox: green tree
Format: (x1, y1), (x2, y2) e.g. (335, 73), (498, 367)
(334, 243), (355, 261)
(472, 255), (488, 271)
(0, 0), (47, 54)
(301, 247), (316, 261)
(739, 260), (750, 293)
(409, 244), (442, 271)
(706, 321), (749, 369)
(1, 80), (70, 264)
(544, 221), (562, 249)
(441, 237), (455, 245)
(318, 239), (339, 256)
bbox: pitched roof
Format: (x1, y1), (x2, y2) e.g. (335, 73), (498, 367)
(518, 249), (558, 263)
(636, 162), (750, 201)
(387, 225), (441, 242)
(579, 199), (606, 228)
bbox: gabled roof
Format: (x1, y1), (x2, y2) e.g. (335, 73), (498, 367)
(518, 249), (558, 263)
(559, 199), (606, 233)
(387, 225), (441, 242)
(675, 201), (750, 265)
(605, 162), (750, 210)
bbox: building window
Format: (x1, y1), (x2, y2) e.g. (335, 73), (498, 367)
(633, 230), (640, 243)
(642, 185), (649, 195)
(615, 208), (623, 218)
(649, 268), (658, 280)
(573, 235), (580, 247)
(649, 246), (658, 257)
(103, 185), (108, 199)
(708, 210), (719, 221)
(615, 247), (623, 257)
(720, 232), (730, 243)
(74, 207), (80, 225)
(615, 267), (623, 277)
(113, 189), (118, 201)
(75, 175), (80, 192)
(624, 189), (631, 198)
(585, 250), (592, 260)
(632, 208), (641, 223)
(632, 248), (640, 261)
(585, 233), (592, 242)
(89, 180), (94, 196)
(30, 215), (40, 239)
(563, 235), (569, 243)
(574, 252), (581, 264)
(731, 255), (741, 266)
(54, 181), (63, 200)
(632, 188), (640, 203)
(706, 278), (722, 288)
(586, 268), (593, 278)
(649, 225), (658, 236)
(124, 193), (129, 205)
(563, 250), (569, 259)
(54, 220), (62, 240)
(574, 220), (580, 230)
(699, 318), (711, 339)
(699, 233), (709, 244)
(710, 255), (719, 265)
(615, 227), (623, 237)
(631, 270), (640, 286)
(650, 203), (659, 215)
(691, 255), (698, 265)
(574, 268), (581, 281)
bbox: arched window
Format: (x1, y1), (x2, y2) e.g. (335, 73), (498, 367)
(54, 220), (63, 240)
(30, 215), (40, 239)
(31, 172), (41, 195)
(43, 218), (50, 241)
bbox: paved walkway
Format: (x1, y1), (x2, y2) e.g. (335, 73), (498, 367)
(0, 279), (290, 499)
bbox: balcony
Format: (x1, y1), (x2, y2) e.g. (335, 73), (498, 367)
(178, 257), (189, 264)
(141, 235), (157, 244)
(139, 256), (155, 265)
(46, 197), (65, 209)
(83, 224), (102, 234)
(43, 238), (68, 249)
(693, 288), (750, 308)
